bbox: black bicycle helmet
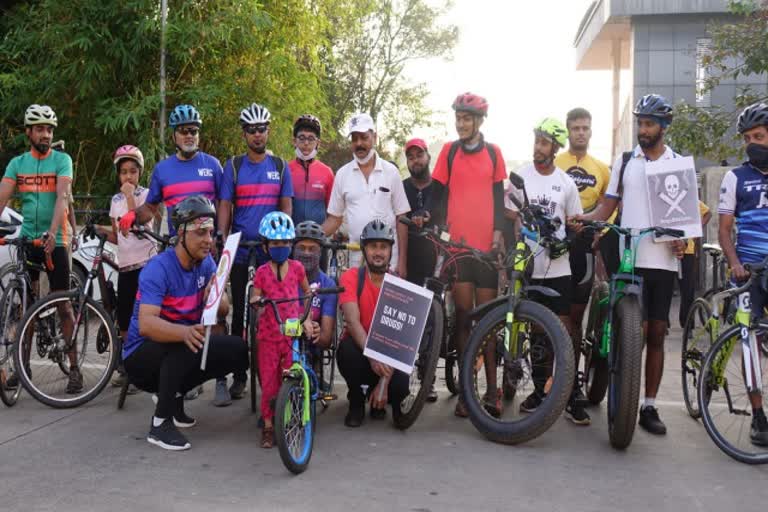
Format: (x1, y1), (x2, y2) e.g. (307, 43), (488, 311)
(738, 102), (768, 134)
(360, 219), (395, 246)
(293, 114), (322, 138)
(295, 220), (325, 243)
(633, 94), (673, 121)
(171, 195), (216, 231)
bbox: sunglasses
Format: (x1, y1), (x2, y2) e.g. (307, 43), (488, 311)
(176, 127), (199, 136)
(243, 124), (269, 135)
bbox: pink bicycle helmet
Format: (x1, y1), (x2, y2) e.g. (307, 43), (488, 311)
(113, 145), (145, 171)
(452, 92), (489, 117)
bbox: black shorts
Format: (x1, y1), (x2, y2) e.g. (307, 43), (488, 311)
(569, 235), (594, 305)
(599, 229), (620, 278)
(529, 276), (571, 317)
(636, 268), (676, 322)
(26, 246), (70, 291)
(117, 268), (142, 332)
(456, 257), (498, 290)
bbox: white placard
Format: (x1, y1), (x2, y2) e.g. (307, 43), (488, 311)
(645, 155), (702, 241)
(201, 232), (241, 326)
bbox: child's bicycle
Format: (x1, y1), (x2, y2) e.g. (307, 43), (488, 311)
(250, 285), (344, 474)
(698, 257), (768, 464)
(579, 220), (684, 449)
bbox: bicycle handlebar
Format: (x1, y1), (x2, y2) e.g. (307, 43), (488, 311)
(130, 225), (172, 247)
(0, 235), (53, 271)
(580, 220), (685, 239)
(398, 217), (496, 264)
(250, 286), (346, 327)
(322, 239), (360, 251)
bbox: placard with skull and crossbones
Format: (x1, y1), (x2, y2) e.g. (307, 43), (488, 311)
(644, 155), (702, 241)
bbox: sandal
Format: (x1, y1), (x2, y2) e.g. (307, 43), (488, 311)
(454, 399), (469, 418)
(482, 389), (503, 418)
(261, 427), (274, 449)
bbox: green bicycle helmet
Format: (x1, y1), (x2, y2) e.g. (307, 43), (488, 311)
(534, 118), (569, 147)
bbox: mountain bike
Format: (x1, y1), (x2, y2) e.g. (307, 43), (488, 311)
(251, 286), (343, 474)
(580, 220), (684, 449)
(699, 257), (768, 464)
(459, 171), (575, 445)
(238, 239), (265, 413)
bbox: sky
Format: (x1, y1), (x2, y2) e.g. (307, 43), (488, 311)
(403, 0), (624, 164)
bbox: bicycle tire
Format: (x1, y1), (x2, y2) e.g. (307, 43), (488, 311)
(584, 282), (609, 405)
(0, 282), (24, 406)
(14, 291), (119, 408)
(607, 295), (643, 450)
(460, 300), (574, 445)
(699, 324), (768, 465)
(274, 377), (314, 474)
(681, 298), (713, 419)
(394, 300), (443, 430)
(445, 355), (459, 396)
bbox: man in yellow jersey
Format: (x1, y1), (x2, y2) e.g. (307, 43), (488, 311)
(554, 107), (611, 425)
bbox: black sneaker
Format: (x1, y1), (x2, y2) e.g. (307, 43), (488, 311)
(571, 385), (589, 408)
(229, 380), (247, 400)
(638, 405), (667, 435)
(370, 407), (387, 420)
(5, 372), (18, 390)
(66, 367), (83, 394)
(750, 409), (768, 447)
(173, 396), (196, 429)
(565, 398), (591, 426)
(520, 391), (544, 413)
(344, 405), (365, 427)
(427, 383), (438, 403)
(147, 420), (191, 451)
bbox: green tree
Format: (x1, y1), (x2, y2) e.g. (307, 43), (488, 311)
(666, 0), (768, 162)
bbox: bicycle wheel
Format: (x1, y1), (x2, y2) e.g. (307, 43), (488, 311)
(394, 300), (443, 430)
(14, 291), (119, 408)
(584, 282), (609, 405)
(607, 295), (643, 450)
(0, 282), (24, 406)
(444, 353), (459, 396)
(460, 300), (574, 445)
(681, 298), (713, 419)
(274, 377), (314, 474)
(699, 323), (768, 464)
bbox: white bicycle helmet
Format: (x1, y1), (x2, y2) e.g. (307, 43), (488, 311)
(239, 103), (271, 126)
(24, 104), (58, 127)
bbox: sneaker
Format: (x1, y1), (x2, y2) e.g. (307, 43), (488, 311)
(213, 379), (232, 407)
(638, 405), (667, 435)
(565, 399), (591, 426)
(427, 383), (438, 403)
(344, 405), (365, 427)
(66, 367), (83, 394)
(111, 372), (127, 388)
(229, 380), (247, 400)
(482, 389), (503, 418)
(5, 372), (18, 390)
(370, 407), (387, 420)
(520, 391), (544, 413)
(147, 419), (191, 451)
(184, 385), (203, 401)
(571, 385), (589, 408)
(173, 396), (197, 428)
(750, 409), (768, 447)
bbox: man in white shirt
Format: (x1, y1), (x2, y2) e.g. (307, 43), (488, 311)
(507, 118), (585, 424)
(574, 94), (686, 436)
(322, 113), (410, 277)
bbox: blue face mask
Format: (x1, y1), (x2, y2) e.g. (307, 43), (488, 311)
(269, 246), (291, 263)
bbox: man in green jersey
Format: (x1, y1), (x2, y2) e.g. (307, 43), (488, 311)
(0, 104), (80, 393)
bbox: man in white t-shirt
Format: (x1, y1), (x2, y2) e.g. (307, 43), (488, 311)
(574, 94), (686, 436)
(507, 118), (585, 424)
(322, 113), (410, 276)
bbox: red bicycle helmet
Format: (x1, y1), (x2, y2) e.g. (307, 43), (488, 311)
(452, 92), (489, 117)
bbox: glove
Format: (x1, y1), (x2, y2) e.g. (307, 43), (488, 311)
(118, 210), (137, 233)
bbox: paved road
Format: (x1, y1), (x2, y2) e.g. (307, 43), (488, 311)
(1, 299), (767, 511)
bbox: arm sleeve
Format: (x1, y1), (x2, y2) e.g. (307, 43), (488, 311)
(566, 179), (584, 216)
(320, 276), (338, 317)
(391, 173), (411, 216)
(219, 159), (234, 202)
(493, 181), (505, 231)
(504, 180), (523, 212)
(699, 200), (710, 217)
(425, 146), (450, 225)
(326, 171), (345, 217)
(253, 264), (267, 290)
(109, 194), (120, 220)
(718, 171), (737, 215)
(338, 270), (356, 305)
(280, 160), (294, 198)
(323, 167), (334, 207)
(605, 155), (624, 199)
(146, 165), (163, 204)
(57, 153), (74, 179)
(491, 144), (507, 183)
(431, 144), (449, 186)
(138, 262), (166, 307)
(2, 159), (17, 182)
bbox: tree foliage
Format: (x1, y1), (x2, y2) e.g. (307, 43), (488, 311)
(666, 0), (768, 163)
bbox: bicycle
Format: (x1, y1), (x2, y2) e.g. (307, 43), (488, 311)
(251, 285), (343, 474)
(0, 230), (52, 407)
(237, 239), (265, 414)
(459, 171), (575, 445)
(698, 258), (768, 464)
(580, 220), (684, 449)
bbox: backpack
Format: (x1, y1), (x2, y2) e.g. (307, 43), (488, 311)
(446, 140), (498, 187)
(614, 151), (633, 224)
(230, 154), (286, 201)
(357, 266), (366, 301)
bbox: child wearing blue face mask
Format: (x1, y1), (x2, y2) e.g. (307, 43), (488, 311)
(250, 211), (317, 448)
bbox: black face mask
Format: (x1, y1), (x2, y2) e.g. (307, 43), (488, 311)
(746, 143), (768, 171)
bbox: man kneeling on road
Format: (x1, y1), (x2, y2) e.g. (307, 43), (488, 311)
(337, 219), (408, 427)
(122, 195), (248, 451)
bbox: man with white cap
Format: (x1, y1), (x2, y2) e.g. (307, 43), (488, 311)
(322, 113), (410, 277)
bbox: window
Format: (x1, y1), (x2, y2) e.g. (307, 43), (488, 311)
(696, 37), (712, 107)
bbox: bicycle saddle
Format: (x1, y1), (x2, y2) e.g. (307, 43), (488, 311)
(702, 243), (722, 255)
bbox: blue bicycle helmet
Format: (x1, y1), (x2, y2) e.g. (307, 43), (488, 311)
(169, 104), (202, 128)
(259, 212), (295, 241)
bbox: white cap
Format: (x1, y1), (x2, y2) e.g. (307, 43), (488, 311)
(347, 113), (375, 136)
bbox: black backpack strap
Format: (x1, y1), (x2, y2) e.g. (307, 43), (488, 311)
(269, 155), (286, 185)
(486, 142), (498, 172)
(232, 155), (245, 202)
(356, 266), (366, 301)
(446, 140), (462, 187)
(615, 151), (633, 199)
